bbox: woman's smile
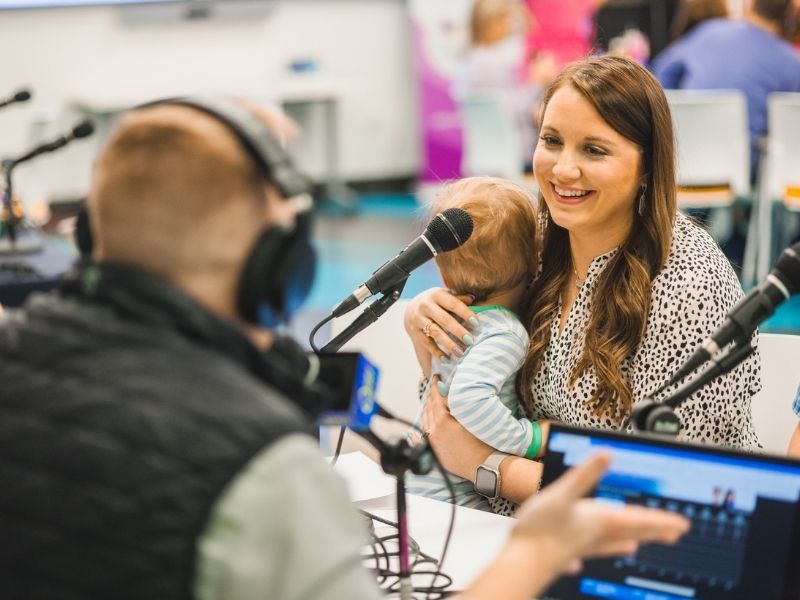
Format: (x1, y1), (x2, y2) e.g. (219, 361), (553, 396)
(551, 183), (595, 205)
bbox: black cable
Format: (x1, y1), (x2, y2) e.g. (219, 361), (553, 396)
(308, 312), (334, 354)
(423, 446), (457, 600)
(375, 410), (457, 599)
(330, 427), (346, 466)
(359, 507), (453, 598)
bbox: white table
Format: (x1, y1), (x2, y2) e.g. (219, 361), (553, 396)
(334, 452), (516, 592)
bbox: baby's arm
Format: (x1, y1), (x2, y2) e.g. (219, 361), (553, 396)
(446, 330), (539, 458)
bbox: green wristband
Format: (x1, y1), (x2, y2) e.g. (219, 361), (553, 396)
(525, 420), (543, 459)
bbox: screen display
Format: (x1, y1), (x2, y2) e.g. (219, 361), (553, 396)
(315, 352), (379, 431)
(541, 425), (800, 600)
(0, 0), (177, 8)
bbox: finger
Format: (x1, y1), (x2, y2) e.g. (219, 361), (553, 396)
(597, 506), (690, 545)
(562, 558), (583, 575)
(430, 288), (477, 325)
(425, 305), (472, 355)
(548, 452), (611, 501)
(454, 293), (476, 308)
(427, 376), (449, 409)
(421, 333), (447, 360)
(586, 540), (639, 558)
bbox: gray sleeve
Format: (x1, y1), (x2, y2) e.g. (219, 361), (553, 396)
(195, 434), (383, 600)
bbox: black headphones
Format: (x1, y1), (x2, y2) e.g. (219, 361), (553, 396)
(77, 96), (317, 326)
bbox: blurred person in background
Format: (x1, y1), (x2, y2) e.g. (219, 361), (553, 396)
(453, 0), (557, 170)
(670, 0), (729, 40)
(652, 0), (800, 267)
(652, 0), (800, 176)
(524, 0), (607, 68)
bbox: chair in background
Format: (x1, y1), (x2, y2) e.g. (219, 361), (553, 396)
(750, 333), (800, 454)
(458, 95), (525, 181)
(755, 92), (800, 282)
(665, 90), (754, 280)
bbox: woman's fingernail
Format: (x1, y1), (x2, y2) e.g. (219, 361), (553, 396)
(451, 346), (465, 358)
(437, 381), (449, 396)
(462, 334), (475, 346)
(469, 316), (479, 329)
(440, 355), (449, 364)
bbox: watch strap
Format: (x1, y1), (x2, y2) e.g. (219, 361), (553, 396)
(475, 450), (509, 499)
(482, 450), (509, 471)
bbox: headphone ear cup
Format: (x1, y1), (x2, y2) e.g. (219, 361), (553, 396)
(238, 221), (316, 326)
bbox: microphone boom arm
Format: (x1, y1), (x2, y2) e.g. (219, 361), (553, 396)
(321, 279), (407, 353)
(628, 340), (755, 434)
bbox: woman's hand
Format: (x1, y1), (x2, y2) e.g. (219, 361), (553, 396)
(404, 288), (476, 374)
(422, 375), (493, 481)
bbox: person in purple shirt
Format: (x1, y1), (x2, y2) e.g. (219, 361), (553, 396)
(652, 0), (800, 178)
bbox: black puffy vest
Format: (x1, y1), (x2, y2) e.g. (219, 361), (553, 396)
(0, 266), (312, 599)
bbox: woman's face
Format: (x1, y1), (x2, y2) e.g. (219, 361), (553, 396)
(533, 84), (644, 242)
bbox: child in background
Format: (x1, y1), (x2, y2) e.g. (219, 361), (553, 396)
(406, 177), (542, 511)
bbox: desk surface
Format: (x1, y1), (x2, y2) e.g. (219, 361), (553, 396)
(335, 452), (515, 592)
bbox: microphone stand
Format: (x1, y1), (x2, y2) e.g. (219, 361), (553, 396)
(321, 279), (407, 352)
(357, 428), (433, 599)
(317, 277), (432, 599)
(628, 340), (755, 435)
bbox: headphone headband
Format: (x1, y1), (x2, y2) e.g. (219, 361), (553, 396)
(135, 96), (314, 202)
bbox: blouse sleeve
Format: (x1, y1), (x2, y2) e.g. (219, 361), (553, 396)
(629, 249), (761, 449)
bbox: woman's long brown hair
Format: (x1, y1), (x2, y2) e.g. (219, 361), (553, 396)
(517, 55), (677, 421)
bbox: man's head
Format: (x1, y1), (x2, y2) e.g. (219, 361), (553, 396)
(89, 101), (305, 321)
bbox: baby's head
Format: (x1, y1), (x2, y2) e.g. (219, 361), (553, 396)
(432, 177), (538, 304)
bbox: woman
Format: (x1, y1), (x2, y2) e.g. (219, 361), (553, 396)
(406, 55), (761, 509)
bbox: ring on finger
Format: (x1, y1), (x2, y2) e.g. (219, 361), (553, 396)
(422, 320), (436, 338)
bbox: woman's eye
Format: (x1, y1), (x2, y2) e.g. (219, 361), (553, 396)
(585, 145), (607, 156)
(540, 135), (560, 146)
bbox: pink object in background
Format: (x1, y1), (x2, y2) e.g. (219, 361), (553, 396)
(525, 0), (598, 68)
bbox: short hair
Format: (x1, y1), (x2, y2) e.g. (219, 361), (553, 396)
(432, 177), (538, 302)
(753, 0), (790, 22)
(89, 105), (266, 278)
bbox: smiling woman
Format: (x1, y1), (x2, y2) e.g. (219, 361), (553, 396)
(403, 55), (761, 515)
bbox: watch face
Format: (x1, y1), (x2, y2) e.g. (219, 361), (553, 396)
(475, 467), (498, 497)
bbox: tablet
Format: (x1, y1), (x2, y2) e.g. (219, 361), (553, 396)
(541, 423), (800, 600)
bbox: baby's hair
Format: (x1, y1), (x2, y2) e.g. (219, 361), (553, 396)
(432, 177), (538, 303)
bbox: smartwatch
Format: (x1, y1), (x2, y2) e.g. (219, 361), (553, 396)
(474, 450), (509, 499)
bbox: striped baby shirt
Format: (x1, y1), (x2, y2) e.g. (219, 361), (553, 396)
(406, 305), (533, 510)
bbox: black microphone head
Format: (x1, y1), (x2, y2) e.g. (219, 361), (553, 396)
(71, 120), (95, 139)
(773, 241), (800, 296)
(426, 207), (474, 253)
(14, 89), (31, 102)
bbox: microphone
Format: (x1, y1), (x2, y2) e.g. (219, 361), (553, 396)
(2, 119), (95, 251)
(663, 241), (800, 389)
(331, 207), (474, 317)
(0, 88), (32, 110)
(4, 119), (94, 169)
